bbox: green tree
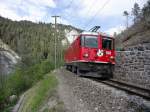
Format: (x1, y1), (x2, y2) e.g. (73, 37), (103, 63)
(123, 11), (129, 28)
(142, 0), (150, 22)
(132, 3), (141, 23)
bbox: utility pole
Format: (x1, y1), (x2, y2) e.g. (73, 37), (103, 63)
(52, 15), (60, 69)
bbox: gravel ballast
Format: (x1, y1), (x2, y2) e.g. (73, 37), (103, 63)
(56, 68), (150, 112)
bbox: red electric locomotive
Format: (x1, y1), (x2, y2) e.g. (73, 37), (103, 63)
(64, 26), (115, 78)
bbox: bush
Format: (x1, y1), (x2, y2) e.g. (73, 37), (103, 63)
(21, 73), (57, 112)
(7, 60), (55, 95)
(0, 60), (55, 111)
(40, 60), (54, 74)
(0, 74), (8, 105)
(6, 69), (27, 95)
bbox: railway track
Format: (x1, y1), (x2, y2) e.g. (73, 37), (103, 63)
(69, 69), (150, 100)
(91, 78), (150, 100)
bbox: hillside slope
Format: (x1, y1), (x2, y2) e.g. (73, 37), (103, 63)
(115, 20), (150, 50)
(0, 16), (81, 66)
(115, 0), (150, 50)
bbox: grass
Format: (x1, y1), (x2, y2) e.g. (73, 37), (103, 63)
(0, 60), (56, 111)
(20, 73), (58, 112)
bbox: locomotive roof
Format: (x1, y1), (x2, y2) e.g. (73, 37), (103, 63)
(81, 31), (113, 38)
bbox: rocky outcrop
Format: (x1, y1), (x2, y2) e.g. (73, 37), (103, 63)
(0, 39), (20, 75)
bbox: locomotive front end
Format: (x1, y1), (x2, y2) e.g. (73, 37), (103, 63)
(77, 32), (115, 77)
(80, 33), (115, 65)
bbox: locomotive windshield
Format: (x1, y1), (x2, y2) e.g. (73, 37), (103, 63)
(102, 38), (113, 50)
(81, 35), (98, 48)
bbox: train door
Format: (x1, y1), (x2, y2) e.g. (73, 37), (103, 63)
(101, 37), (115, 63)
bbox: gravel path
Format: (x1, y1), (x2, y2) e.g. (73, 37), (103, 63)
(55, 69), (89, 112)
(56, 68), (150, 112)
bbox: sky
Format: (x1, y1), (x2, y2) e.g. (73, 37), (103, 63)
(0, 0), (148, 35)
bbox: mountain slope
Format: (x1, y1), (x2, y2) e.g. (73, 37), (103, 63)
(0, 16), (82, 66)
(115, 1), (150, 50)
(115, 20), (150, 49)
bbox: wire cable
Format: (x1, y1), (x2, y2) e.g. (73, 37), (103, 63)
(84, 0), (97, 18)
(67, 0), (74, 8)
(83, 0), (111, 30)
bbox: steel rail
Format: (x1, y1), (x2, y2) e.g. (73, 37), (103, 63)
(91, 78), (150, 100)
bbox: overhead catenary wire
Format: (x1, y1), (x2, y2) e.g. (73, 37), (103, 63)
(49, 0), (73, 25)
(83, 0), (97, 18)
(60, 0), (83, 25)
(67, 0), (74, 8)
(73, 0), (97, 30)
(83, 0), (111, 30)
(59, 0), (111, 31)
(58, 0), (79, 43)
(54, 0), (110, 31)
(58, 0), (75, 24)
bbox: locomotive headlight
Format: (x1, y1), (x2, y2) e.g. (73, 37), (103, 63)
(110, 56), (114, 60)
(83, 53), (89, 58)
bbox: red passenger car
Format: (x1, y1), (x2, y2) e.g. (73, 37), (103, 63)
(64, 31), (115, 78)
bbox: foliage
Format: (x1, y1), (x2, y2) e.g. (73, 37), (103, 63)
(0, 74), (8, 109)
(0, 60), (55, 111)
(0, 16), (81, 66)
(123, 11), (129, 16)
(132, 3), (141, 23)
(122, 1), (150, 24)
(21, 73), (57, 112)
(142, 0), (150, 21)
(117, 1), (150, 49)
(40, 60), (55, 74)
(8, 60), (54, 95)
(123, 11), (129, 28)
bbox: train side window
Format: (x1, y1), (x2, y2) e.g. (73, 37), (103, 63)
(102, 38), (113, 50)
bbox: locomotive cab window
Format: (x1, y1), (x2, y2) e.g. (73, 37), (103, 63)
(102, 38), (113, 50)
(81, 35), (98, 48)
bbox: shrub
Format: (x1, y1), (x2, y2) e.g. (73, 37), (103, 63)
(0, 60), (55, 111)
(0, 74), (8, 104)
(6, 60), (55, 95)
(21, 74), (57, 112)
(6, 68), (27, 95)
(40, 60), (54, 74)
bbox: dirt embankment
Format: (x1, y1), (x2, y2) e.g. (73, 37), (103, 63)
(13, 73), (66, 112)
(115, 21), (150, 49)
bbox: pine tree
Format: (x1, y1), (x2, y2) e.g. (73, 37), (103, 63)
(123, 11), (129, 28)
(132, 3), (141, 23)
(142, 0), (150, 22)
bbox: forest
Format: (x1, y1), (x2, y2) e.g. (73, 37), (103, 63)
(0, 17), (81, 66)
